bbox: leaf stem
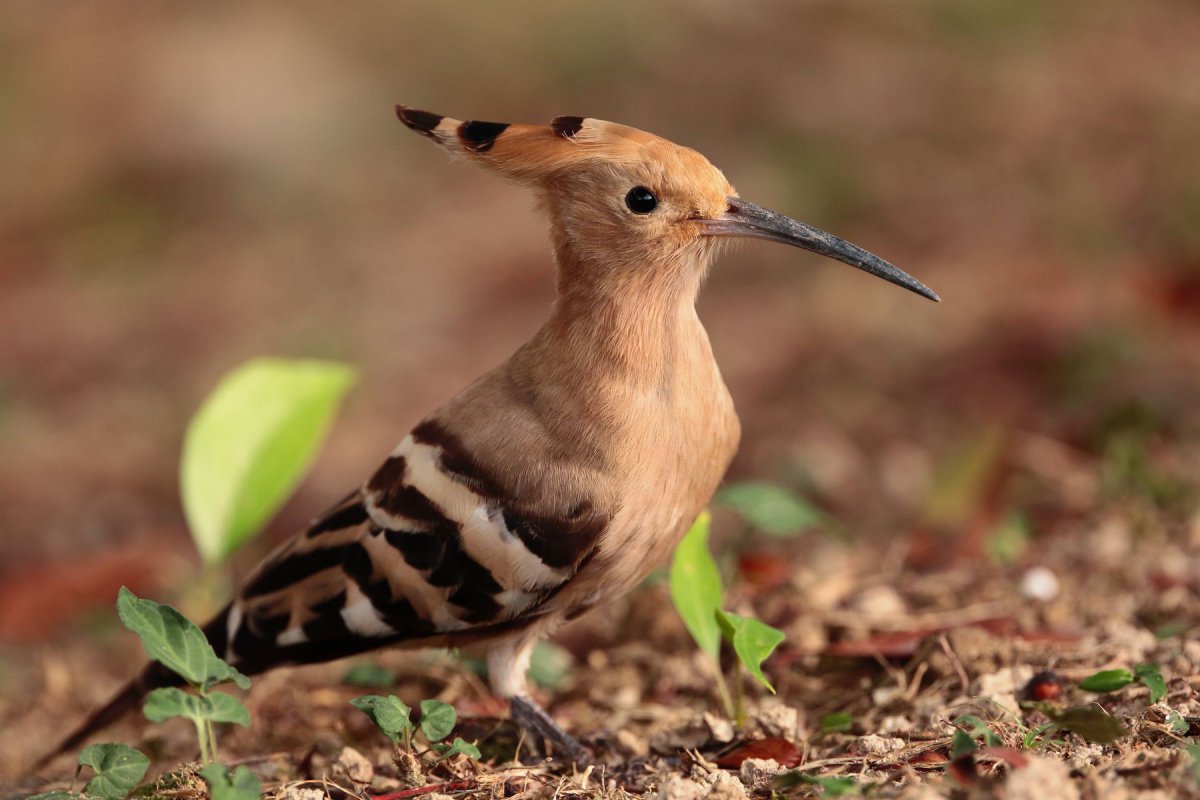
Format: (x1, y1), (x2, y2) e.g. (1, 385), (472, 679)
(734, 666), (746, 728)
(206, 717), (219, 763)
(712, 659), (735, 720)
(194, 717), (210, 763)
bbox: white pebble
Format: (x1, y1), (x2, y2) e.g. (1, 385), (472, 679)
(1021, 566), (1060, 601)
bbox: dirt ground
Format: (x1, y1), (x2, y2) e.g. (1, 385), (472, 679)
(2, 2), (1200, 799)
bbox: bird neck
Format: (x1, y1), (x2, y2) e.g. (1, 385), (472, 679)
(535, 242), (714, 391)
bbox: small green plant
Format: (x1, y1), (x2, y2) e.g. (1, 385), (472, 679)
(818, 711), (854, 735)
(28, 743), (150, 800)
(949, 715), (1004, 760)
(772, 770), (861, 797)
(716, 481), (824, 537)
(1166, 710), (1191, 735)
(1079, 663), (1166, 703)
(984, 510), (1029, 565)
(199, 764), (262, 800)
(181, 357), (357, 566)
(1021, 721), (1061, 749)
(351, 695), (480, 759)
(117, 587), (251, 762)
(343, 661), (397, 689)
(669, 512), (786, 722)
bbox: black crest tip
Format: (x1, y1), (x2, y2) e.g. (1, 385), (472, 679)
(551, 116), (585, 139)
(457, 120), (510, 153)
(396, 106), (444, 138)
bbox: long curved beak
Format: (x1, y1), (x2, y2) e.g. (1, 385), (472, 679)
(703, 197), (940, 302)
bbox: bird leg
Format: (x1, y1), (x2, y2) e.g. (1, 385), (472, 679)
(510, 695), (593, 766)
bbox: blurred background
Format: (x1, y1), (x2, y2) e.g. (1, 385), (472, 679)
(1, 0), (1198, 777)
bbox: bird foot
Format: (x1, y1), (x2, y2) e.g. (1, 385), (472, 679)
(510, 695), (594, 767)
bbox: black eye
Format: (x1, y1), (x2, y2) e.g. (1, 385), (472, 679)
(625, 186), (658, 214)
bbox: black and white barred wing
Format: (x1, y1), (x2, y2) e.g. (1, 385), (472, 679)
(211, 419), (607, 673)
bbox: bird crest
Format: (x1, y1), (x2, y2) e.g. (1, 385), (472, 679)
(396, 105), (667, 180)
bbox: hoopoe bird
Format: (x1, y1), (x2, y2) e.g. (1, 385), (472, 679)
(42, 107), (937, 768)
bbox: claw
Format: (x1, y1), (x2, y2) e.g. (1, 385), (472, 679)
(510, 695), (594, 767)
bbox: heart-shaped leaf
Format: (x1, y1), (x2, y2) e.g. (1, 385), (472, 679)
(351, 694), (412, 744)
(419, 699), (457, 742)
(433, 737), (482, 760)
(716, 609), (785, 692)
(116, 587), (249, 690)
(182, 358), (357, 564)
(199, 764), (262, 800)
(77, 743), (149, 800)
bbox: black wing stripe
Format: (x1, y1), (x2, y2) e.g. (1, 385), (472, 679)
(411, 419), (506, 497)
(385, 529), (443, 570)
(243, 546), (347, 598)
(301, 591), (352, 642)
(504, 501), (608, 570)
(343, 538), (437, 635)
(305, 492), (369, 538)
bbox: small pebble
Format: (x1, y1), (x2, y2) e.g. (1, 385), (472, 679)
(707, 771), (748, 800)
(738, 758), (782, 792)
(1021, 566), (1060, 601)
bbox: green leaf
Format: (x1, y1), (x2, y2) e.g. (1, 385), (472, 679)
(717, 482), (823, 537)
(528, 641), (572, 690)
(772, 772), (859, 796)
(26, 793), (75, 800)
(342, 662), (395, 688)
(1046, 705), (1126, 744)
(950, 730), (977, 759)
(116, 587), (249, 690)
(433, 737), (482, 760)
(955, 715), (1002, 747)
(669, 512), (723, 662)
(715, 610), (785, 692)
(419, 699), (457, 742)
(1078, 668), (1135, 693)
(143, 687), (250, 727)
(1134, 663), (1167, 703)
(1166, 710), (1190, 735)
(182, 357), (357, 564)
(199, 764), (262, 800)
(77, 743), (149, 800)
(984, 511), (1029, 565)
(819, 711), (854, 734)
(1022, 722), (1056, 749)
(350, 695), (412, 744)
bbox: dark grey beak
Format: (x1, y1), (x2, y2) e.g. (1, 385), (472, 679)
(704, 197), (940, 302)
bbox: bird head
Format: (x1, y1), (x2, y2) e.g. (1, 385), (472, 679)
(396, 106), (938, 302)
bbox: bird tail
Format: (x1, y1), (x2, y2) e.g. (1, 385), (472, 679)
(32, 660), (176, 772)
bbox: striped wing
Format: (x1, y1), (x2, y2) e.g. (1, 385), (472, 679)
(212, 418), (608, 674)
